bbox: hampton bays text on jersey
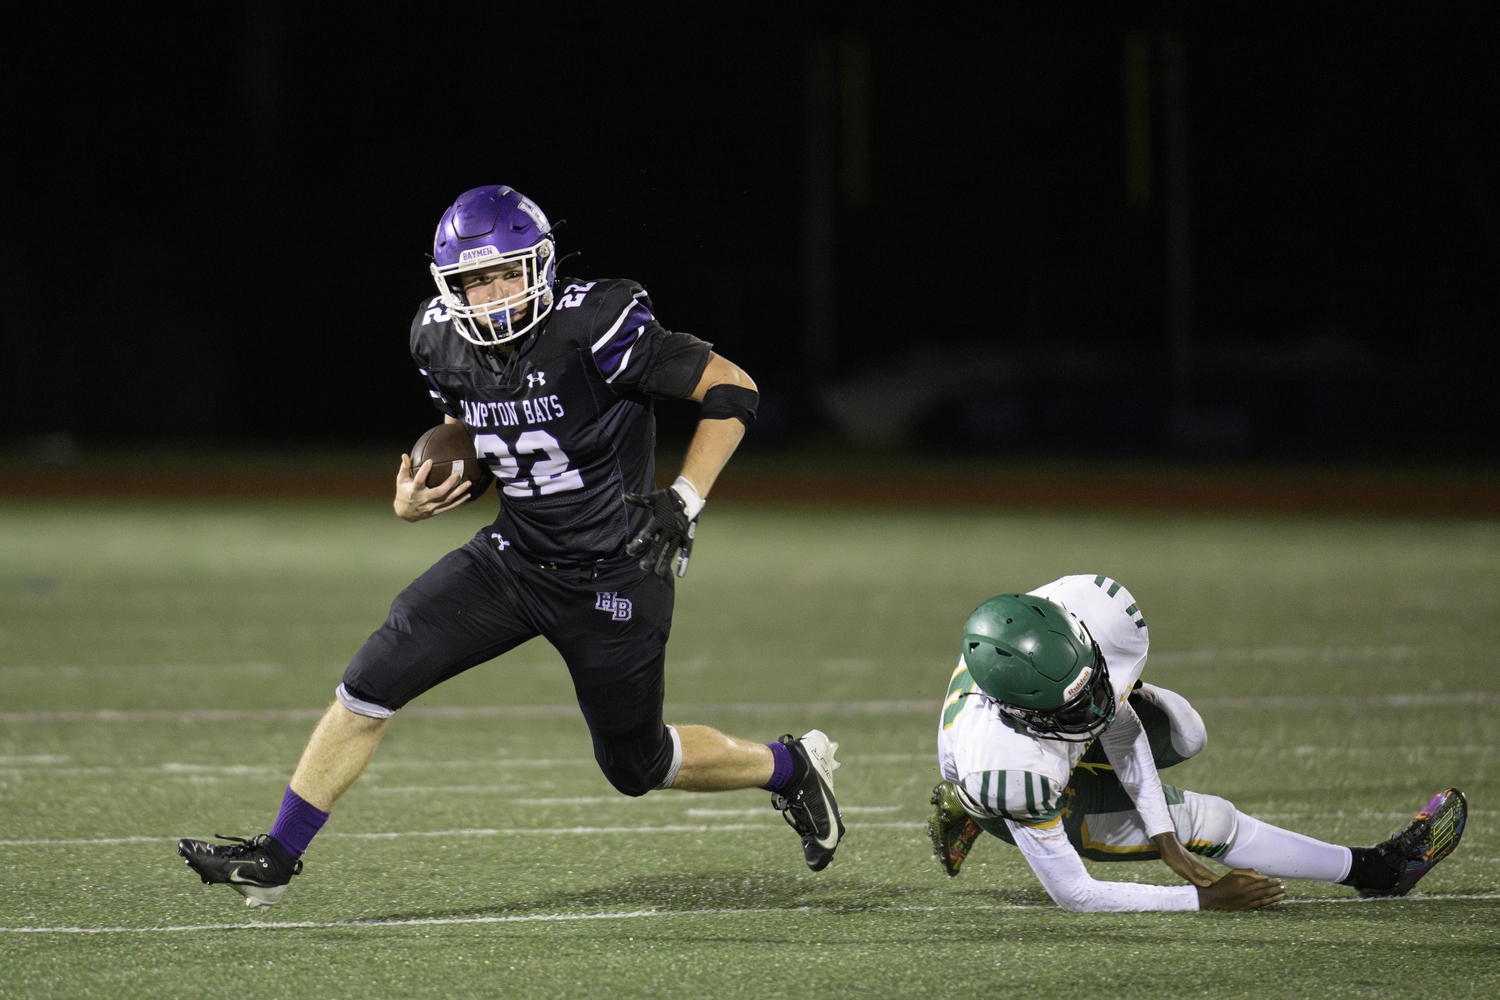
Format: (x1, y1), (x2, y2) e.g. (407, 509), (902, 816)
(460, 394), (565, 429)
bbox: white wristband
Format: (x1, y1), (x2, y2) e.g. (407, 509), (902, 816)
(670, 476), (705, 520)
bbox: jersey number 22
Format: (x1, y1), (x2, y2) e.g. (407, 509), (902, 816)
(472, 431), (584, 497)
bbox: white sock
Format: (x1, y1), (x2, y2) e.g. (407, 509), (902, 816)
(1221, 811), (1352, 882)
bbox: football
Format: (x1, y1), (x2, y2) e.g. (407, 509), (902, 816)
(409, 423), (495, 503)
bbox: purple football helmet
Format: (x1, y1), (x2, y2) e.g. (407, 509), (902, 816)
(430, 185), (557, 346)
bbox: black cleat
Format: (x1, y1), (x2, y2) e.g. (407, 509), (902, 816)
(929, 782), (982, 877)
(770, 730), (845, 871)
(177, 834), (303, 910)
(1359, 788), (1467, 898)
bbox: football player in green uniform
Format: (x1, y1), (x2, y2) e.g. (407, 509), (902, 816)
(931, 574), (1467, 911)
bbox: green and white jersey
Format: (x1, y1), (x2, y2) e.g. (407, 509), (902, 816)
(938, 657), (1080, 824)
(936, 576), (1227, 912)
(937, 574), (1159, 828)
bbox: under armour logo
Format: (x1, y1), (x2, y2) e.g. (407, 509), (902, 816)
(526, 371), (546, 388)
(491, 533), (510, 551)
(595, 591), (632, 621)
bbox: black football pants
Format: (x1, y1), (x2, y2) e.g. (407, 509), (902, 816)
(341, 530), (676, 795)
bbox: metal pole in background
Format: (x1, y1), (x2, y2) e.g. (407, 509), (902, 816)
(838, 36), (871, 212)
(1161, 32), (1193, 409)
(1123, 33), (1153, 215)
(804, 39), (837, 376)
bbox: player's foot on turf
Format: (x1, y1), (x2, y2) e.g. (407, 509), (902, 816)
(1358, 788), (1467, 898)
(770, 730), (845, 871)
(177, 833), (303, 910)
(929, 782), (982, 877)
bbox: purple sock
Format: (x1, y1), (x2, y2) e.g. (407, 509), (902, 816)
(268, 787), (329, 858)
(760, 741), (794, 791)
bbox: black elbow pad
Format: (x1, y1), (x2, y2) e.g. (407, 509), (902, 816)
(699, 384), (759, 427)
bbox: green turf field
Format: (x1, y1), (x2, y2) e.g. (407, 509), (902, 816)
(2, 497), (1496, 998)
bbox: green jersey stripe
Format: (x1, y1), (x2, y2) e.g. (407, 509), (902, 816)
(959, 770), (1064, 823)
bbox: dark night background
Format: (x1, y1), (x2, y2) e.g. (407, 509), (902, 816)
(4, 6), (1496, 460)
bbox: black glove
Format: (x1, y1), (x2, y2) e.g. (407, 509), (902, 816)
(624, 488), (698, 578)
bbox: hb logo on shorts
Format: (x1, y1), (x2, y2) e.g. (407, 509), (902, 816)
(595, 592), (632, 621)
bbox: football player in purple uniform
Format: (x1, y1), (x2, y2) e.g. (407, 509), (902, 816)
(178, 185), (844, 909)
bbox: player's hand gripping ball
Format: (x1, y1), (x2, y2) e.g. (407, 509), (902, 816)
(410, 423), (494, 504)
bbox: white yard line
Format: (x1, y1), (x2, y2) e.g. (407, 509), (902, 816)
(335, 821), (926, 838)
(0, 821), (926, 847)
(24, 817), (1500, 847)
(687, 806), (900, 817)
(5, 894), (1498, 935)
(0, 836), (170, 846)
(4, 689), (1496, 725)
(0, 702), (936, 723)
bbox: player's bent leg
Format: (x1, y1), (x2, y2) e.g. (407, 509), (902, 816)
(290, 701), (390, 811)
(667, 724), (847, 871)
(590, 720), (682, 796)
(177, 701), (387, 910)
(1168, 789), (1238, 859)
(179, 535), (536, 910)
(1220, 810), (1353, 882)
(548, 558), (843, 868)
(1065, 786), (1239, 863)
(670, 725), (774, 790)
(670, 725), (846, 872)
(1217, 789), (1467, 894)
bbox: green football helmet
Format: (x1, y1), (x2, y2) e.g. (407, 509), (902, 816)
(961, 594), (1115, 742)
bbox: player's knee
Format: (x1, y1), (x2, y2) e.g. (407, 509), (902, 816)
(596, 755), (666, 797)
(592, 725), (680, 797)
(335, 681), (397, 721)
(1173, 791), (1238, 856)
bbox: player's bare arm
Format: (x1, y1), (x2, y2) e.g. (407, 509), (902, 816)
(679, 352), (756, 497)
(625, 352), (759, 577)
(1153, 830), (1219, 888)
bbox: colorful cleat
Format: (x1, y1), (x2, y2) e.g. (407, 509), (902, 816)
(177, 833), (303, 910)
(929, 782), (982, 877)
(1359, 788), (1467, 898)
(770, 730), (845, 871)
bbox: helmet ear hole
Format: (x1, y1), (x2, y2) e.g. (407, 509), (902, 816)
(968, 642), (979, 652)
(992, 646), (1011, 657)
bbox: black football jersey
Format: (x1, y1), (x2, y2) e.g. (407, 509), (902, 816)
(409, 278), (711, 562)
